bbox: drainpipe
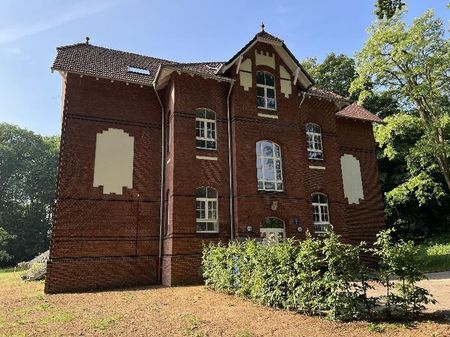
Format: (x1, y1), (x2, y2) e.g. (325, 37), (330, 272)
(226, 80), (235, 240)
(153, 66), (165, 283)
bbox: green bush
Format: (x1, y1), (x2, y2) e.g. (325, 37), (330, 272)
(202, 229), (434, 321)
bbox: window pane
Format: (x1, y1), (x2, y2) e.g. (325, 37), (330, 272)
(197, 222), (207, 231)
(265, 74), (274, 86)
(206, 141), (215, 149)
(256, 142), (262, 155)
(205, 110), (215, 119)
(257, 181), (264, 189)
(256, 72), (265, 84)
(196, 188), (206, 198)
(196, 110), (206, 118)
(312, 194), (319, 203)
(263, 142), (273, 157)
(319, 194), (327, 203)
(257, 96), (265, 108)
(267, 88), (275, 98)
(276, 182), (283, 190)
(206, 187), (217, 198)
(264, 159), (274, 179)
(265, 182), (275, 190)
(257, 86), (265, 97)
(207, 222), (216, 231)
(274, 145), (280, 158)
(267, 98), (276, 109)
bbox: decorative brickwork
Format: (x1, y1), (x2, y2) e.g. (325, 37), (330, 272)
(46, 33), (385, 293)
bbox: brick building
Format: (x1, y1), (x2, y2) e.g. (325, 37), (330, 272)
(45, 28), (385, 293)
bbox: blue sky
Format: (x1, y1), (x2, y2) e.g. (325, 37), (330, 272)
(0, 0), (447, 136)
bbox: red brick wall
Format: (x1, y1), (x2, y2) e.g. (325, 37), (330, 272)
(45, 74), (163, 293)
(47, 42), (385, 291)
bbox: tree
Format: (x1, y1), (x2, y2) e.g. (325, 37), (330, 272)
(0, 123), (59, 266)
(351, 10), (450, 193)
(375, 0), (405, 19)
(302, 53), (357, 99)
(0, 227), (15, 262)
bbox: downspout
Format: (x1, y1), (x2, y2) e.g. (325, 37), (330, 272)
(153, 65), (165, 283)
(226, 80), (235, 240)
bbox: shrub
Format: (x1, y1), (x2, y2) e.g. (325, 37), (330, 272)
(202, 229), (435, 321)
(372, 229), (436, 318)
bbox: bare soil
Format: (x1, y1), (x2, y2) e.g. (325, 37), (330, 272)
(0, 271), (449, 337)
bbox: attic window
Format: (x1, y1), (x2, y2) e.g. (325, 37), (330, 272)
(127, 66), (150, 75)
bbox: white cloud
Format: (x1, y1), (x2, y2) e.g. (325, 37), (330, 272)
(0, 0), (124, 45)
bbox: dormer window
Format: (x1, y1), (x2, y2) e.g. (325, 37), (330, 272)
(256, 71), (276, 110)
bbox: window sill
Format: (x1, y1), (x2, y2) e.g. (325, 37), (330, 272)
(196, 155), (218, 161)
(257, 106), (277, 112)
(196, 231), (219, 234)
(309, 165), (325, 170)
(258, 113), (278, 119)
(257, 190), (286, 196)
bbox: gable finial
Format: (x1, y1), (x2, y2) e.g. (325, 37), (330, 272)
(85, 36), (90, 45)
(260, 22), (265, 32)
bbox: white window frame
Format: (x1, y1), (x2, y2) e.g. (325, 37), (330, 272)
(306, 123), (323, 160)
(196, 109), (217, 150)
(256, 140), (283, 192)
(196, 187), (218, 233)
(312, 193), (331, 234)
(256, 71), (277, 111)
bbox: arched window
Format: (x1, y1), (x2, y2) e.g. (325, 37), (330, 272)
(256, 140), (283, 191)
(196, 187), (218, 232)
(306, 123), (323, 160)
(256, 71), (276, 110)
(195, 109), (216, 150)
(261, 217), (285, 245)
(311, 193), (330, 233)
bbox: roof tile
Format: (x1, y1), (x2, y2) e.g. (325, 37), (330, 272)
(336, 103), (384, 124)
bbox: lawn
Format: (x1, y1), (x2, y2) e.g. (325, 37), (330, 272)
(418, 232), (450, 273)
(0, 270), (448, 337)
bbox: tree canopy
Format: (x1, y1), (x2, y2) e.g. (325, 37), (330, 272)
(0, 123), (59, 266)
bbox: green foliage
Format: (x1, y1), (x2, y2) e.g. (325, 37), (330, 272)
(204, 230), (435, 321)
(417, 231), (450, 272)
(302, 53), (357, 99)
(0, 227), (16, 262)
(372, 229), (436, 318)
(204, 232), (375, 321)
(375, 0), (405, 19)
(0, 123), (59, 266)
(352, 9), (450, 193)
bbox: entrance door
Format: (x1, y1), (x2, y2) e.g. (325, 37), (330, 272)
(260, 217), (285, 245)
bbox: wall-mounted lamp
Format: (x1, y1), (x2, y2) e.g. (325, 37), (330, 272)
(297, 227), (303, 233)
(246, 225), (253, 232)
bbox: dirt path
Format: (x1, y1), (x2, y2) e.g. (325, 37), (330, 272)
(0, 271), (449, 337)
(369, 271), (450, 319)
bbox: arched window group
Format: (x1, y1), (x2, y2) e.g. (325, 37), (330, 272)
(256, 140), (283, 191)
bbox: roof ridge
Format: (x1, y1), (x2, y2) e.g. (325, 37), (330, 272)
(56, 42), (176, 64)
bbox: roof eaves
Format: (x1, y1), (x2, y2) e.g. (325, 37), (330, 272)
(51, 66), (153, 87)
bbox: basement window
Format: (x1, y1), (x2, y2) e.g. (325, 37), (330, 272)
(127, 66), (150, 76)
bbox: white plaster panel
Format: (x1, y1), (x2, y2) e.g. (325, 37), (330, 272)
(93, 128), (134, 194)
(340, 154), (364, 204)
(255, 50), (275, 69)
(280, 79), (292, 98)
(240, 58), (252, 72)
(239, 71), (252, 91)
(279, 65), (290, 79)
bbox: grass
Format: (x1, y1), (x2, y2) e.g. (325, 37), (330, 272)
(89, 314), (121, 331)
(417, 232), (450, 273)
(0, 268), (448, 336)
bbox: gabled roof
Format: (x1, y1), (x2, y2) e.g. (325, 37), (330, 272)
(336, 103), (384, 124)
(52, 42), (227, 86)
(217, 29), (314, 89)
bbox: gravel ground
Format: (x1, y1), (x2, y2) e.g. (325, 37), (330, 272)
(0, 271), (449, 337)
